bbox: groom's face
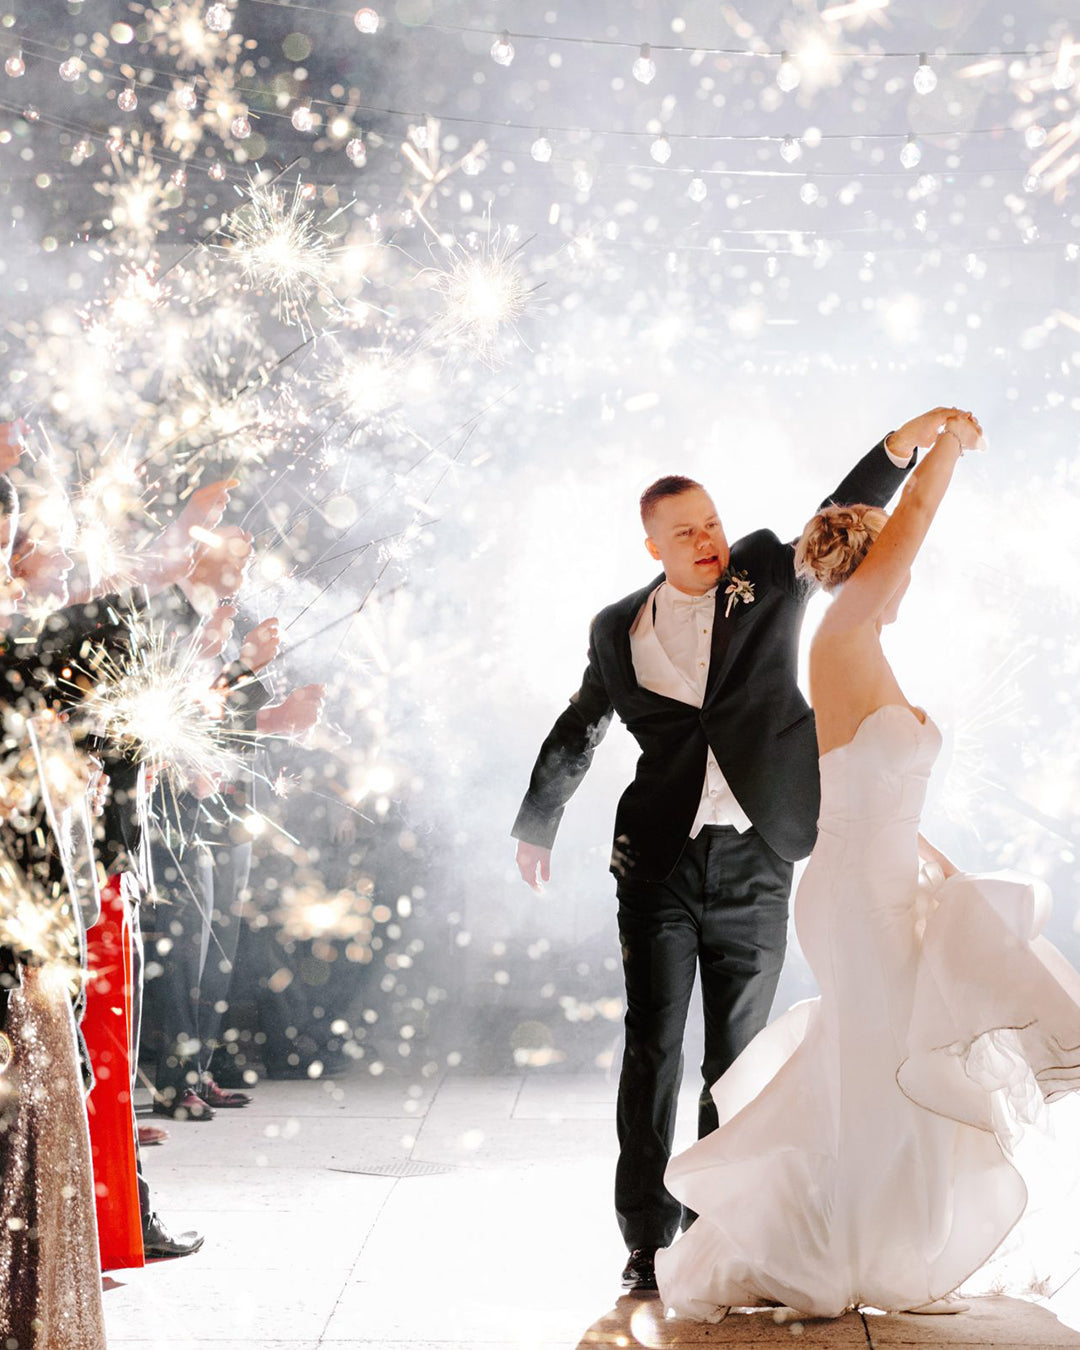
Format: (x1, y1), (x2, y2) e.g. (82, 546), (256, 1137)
(644, 488), (730, 595)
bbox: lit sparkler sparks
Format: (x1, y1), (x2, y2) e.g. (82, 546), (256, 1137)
(78, 618), (246, 790)
(425, 225), (535, 359)
(219, 178), (339, 326)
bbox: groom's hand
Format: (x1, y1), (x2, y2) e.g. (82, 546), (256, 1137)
(516, 841), (551, 891)
(887, 407), (966, 459)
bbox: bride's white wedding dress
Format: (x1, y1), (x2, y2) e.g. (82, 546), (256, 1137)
(656, 703), (1080, 1320)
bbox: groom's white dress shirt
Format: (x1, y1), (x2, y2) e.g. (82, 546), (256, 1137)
(629, 580), (754, 838)
(627, 443), (917, 843)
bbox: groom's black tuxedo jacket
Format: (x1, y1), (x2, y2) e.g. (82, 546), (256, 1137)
(512, 439), (914, 881)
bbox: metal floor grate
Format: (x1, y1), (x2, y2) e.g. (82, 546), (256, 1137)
(329, 1160), (456, 1177)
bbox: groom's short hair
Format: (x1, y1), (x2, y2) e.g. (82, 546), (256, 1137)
(639, 475), (703, 528)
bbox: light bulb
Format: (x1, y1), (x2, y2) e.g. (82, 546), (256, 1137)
(5, 51), (25, 78)
(1023, 171), (1041, 193)
(208, 161), (226, 181)
(73, 137), (93, 161)
(779, 135), (801, 163)
(1025, 124), (1047, 149)
(900, 135), (922, 169)
(59, 57), (83, 82)
(530, 134), (552, 162)
(776, 50), (800, 92)
(650, 134), (672, 164)
(687, 177), (707, 202)
(491, 31), (514, 66)
(176, 83), (198, 110)
(913, 54), (937, 95)
(292, 101), (315, 132)
(106, 133), (123, 153)
(170, 167), (187, 187)
(353, 7), (379, 33)
(633, 44), (656, 85)
(205, 3), (232, 33)
(118, 86), (138, 112)
(230, 114), (251, 139)
(800, 181), (819, 204)
(346, 136), (367, 166)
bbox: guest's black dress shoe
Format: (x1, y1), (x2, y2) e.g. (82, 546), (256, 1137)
(621, 1248), (658, 1291)
(142, 1212), (205, 1260)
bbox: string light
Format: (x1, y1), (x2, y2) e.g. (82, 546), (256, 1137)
(780, 135), (802, 163)
(231, 112), (251, 139)
(900, 134), (922, 168)
(687, 177), (707, 202)
(530, 133), (552, 163)
(175, 81), (198, 110)
(490, 31), (514, 67)
(291, 100), (316, 132)
(1025, 124), (1048, 149)
(776, 50), (801, 92)
(204, 3), (233, 33)
(117, 84), (138, 112)
(913, 53), (938, 95)
(632, 44), (656, 85)
(353, 7), (379, 34)
(346, 135), (367, 166)
(5, 49), (25, 77)
(58, 56), (83, 82)
(650, 134), (672, 164)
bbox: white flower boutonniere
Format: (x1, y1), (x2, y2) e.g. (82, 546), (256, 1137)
(723, 568), (755, 619)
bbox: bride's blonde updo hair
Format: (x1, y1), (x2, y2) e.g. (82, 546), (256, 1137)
(794, 504), (888, 591)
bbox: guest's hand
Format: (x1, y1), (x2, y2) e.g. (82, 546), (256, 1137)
(188, 526), (254, 600)
(516, 840), (551, 892)
(178, 477), (240, 540)
(190, 769), (224, 799)
(256, 684), (326, 741)
(195, 604), (237, 661)
(239, 616), (281, 673)
(0, 419), (27, 474)
(86, 761), (110, 817)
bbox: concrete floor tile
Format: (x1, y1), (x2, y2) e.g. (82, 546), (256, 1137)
(103, 1266), (345, 1340)
(149, 1202), (388, 1272)
(152, 1114), (416, 1170)
(862, 1296), (1080, 1345)
(141, 1162), (388, 1213)
(105, 1343), (317, 1349)
(577, 1299), (869, 1345)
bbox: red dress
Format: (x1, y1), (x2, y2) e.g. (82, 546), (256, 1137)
(82, 874), (144, 1270)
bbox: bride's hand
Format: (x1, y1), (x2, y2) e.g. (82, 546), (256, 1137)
(942, 411), (983, 452)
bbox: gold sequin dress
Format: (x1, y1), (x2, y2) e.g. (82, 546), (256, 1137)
(0, 962), (106, 1349)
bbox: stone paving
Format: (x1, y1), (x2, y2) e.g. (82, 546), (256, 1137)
(101, 1071), (1080, 1348)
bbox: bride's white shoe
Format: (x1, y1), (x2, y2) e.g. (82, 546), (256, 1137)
(903, 1295), (970, 1315)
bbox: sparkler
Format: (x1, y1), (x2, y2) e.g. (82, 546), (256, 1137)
(219, 178), (340, 327)
(425, 225), (536, 360)
(78, 617), (247, 791)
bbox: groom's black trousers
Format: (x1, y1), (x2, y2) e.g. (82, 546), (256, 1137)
(614, 824), (792, 1250)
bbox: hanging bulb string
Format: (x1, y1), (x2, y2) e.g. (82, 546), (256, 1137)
(0, 27), (1054, 152)
(237, 1), (1064, 60)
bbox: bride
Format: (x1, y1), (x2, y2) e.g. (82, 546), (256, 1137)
(655, 411), (1080, 1320)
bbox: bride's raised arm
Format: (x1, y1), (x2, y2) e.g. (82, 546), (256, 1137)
(820, 413), (982, 634)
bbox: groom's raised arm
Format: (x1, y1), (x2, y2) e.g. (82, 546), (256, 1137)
(512, 618), (614, 854)
(819, 407), (964, 512)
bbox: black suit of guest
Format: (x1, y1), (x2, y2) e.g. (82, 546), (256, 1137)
(512, 438), (914, 1252)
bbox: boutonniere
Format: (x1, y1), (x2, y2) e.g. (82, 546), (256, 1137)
(722, 567), (755, 619)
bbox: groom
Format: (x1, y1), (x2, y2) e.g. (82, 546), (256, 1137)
(512, 410), (957, 1291)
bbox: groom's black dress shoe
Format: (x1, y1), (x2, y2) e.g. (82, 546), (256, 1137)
(621, 1248), (658, 1292)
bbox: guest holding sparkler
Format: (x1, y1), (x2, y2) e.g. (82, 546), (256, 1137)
(0, 463), (108, 1347)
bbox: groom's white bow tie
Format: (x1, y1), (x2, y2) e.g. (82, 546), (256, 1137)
(668, 586), (717, 611)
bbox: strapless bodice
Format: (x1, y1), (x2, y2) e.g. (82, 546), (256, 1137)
(817, 703), (942, 835)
